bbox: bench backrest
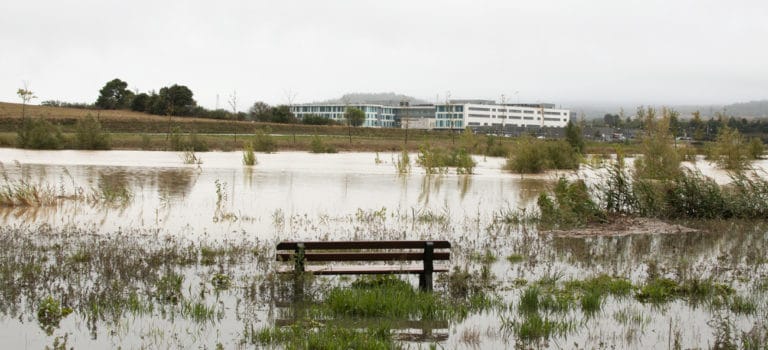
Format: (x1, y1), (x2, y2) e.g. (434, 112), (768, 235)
(276, 240), (451, 263)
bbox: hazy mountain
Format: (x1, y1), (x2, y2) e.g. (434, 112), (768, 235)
(569, 100), (768, 120)
(319, 93), (430, 106)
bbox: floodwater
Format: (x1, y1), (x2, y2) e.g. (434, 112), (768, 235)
(0, 148), (766, 349)
(0, 149), (555, 238)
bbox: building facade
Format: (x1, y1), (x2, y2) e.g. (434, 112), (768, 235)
(436, 100), (570, 130)
(291, 104), (396, 127)
(290, 100), (570, 130)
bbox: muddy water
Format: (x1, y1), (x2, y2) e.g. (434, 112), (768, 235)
(0, 149), (554, 238)
(0, 148), (766, 349)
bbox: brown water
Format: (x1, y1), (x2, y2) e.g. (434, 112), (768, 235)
(0, 148), (766, 349)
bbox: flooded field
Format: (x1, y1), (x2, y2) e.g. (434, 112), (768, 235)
(0, 148), (766, 349)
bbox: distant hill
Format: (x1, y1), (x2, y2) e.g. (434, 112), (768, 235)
(318, 93), (430, 106)
(571, 99), (768, 120)
(721, 100), (768, 118)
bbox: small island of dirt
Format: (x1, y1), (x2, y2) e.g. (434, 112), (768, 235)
(544, 216), (700, 238)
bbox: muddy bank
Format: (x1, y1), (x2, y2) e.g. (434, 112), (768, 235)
(544, 216), (699, 237)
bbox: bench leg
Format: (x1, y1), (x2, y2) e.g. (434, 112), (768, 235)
(419, 272), (433, 292)
(420, 241), (434, 292)
(293, 243), (305, 300)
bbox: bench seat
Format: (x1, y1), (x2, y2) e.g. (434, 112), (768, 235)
(277, 264), (450, 275)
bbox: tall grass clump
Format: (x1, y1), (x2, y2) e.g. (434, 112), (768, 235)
(248, 324), (395, 349)
(16, 118), (64, 149)
(537, 178), (606, 229)
(74, 115), (111, 150)
(505, 136), (579, 174)
(394, 147), (411, 174)
(321, 275), (454, 320)
(181, 150), (203, 165)
(597, 161), (768, 220)
(242, 142), (257, 166)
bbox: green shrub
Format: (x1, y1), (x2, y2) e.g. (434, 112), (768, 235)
(17, 118), (64, 149)
(169, 126), (208, 151)
(74, 115), (111, 150)
(634, 107), (681, 180)
(747, 138), (764, 160)
(711, 126), (748, 170)
(505, 137), (580, 174)
(140, 134), (152, 150)
(416, 143), (448, 175)
(309, 136), (336, 153)
(37, 296), (72, 335)
(506, 136), (547, 173)
(484, 135), (510, 157)
(253, 131), (277, 153)
(453, 148), (475, 174)
(416, 143), (476, 174)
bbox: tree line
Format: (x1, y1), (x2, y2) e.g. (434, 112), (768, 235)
(91, 78), (366, 126)
(590, 107), (768, 141)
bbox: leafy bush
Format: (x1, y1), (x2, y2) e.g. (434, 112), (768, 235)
(169, 127), (208, 152)
(301, 114), (337, 125)
(16, 118), (64, 149)
(74, 115), (111, 150)
(711, 126), (748, 170)
(747, 138), (764, 160)
(484, 135), (510, 157)
(634, 107), (681, 180)
(309, 136), (336, 153)
(416, 144), (477, 175)
(253, 131), (277, 153)
(506, 136), (580, 174)
(416, 143), (448, 175)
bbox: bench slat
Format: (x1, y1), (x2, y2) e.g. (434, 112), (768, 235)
(276, 252), (450, 262)
(277, 264), (450, 275)
(276, 240), (451, 250)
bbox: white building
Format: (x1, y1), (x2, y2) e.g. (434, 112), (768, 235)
(290, 104), (396, 127)
(290, 99), (570, 130)
(435, 100), (570, 130)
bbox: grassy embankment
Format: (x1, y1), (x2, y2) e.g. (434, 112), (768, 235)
(0, 101), (646, 154)
(0, 102), (500, 152)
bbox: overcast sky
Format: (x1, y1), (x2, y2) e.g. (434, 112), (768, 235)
(2, 0), (767, 109)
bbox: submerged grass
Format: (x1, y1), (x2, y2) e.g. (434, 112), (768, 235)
(248, 324), (397, 350)
(319, 275), (458, 320)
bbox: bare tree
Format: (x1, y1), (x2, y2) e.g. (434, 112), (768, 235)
(228, 90), (238, 143)
(284, 89), (298, 143)
(17, 81), (36, 123)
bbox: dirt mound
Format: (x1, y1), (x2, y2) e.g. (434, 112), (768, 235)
(545, 216), (699, 237)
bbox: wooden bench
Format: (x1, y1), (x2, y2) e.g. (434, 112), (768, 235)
(275, 240), (451, 291)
